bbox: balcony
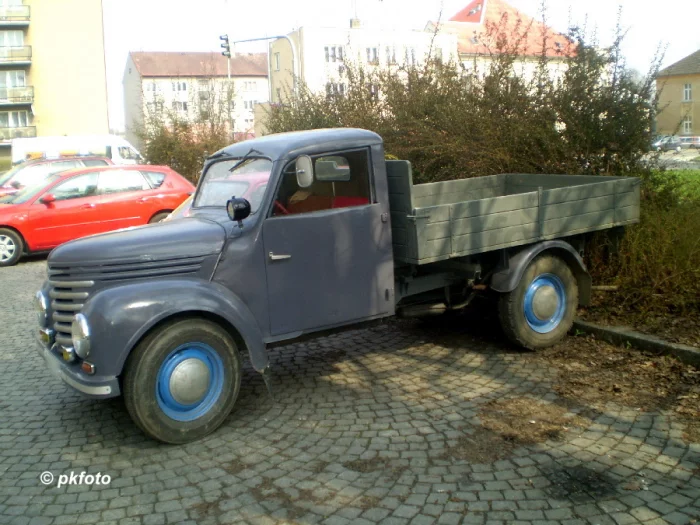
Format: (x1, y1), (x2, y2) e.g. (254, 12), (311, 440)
(0, 5), (30, 26)
(0, 86), (32, 105)
(0, 45), (31, 65)
(0, 126), (35, 141)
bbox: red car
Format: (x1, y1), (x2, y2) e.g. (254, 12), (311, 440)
(0, 156), (114, 199)
(0, 165), (194, 267)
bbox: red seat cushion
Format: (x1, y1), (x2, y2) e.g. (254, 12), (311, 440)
(332, 196), (369, 208)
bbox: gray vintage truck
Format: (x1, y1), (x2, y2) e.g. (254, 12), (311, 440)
(34, 129), (640, 443)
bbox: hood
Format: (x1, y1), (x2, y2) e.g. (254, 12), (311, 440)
(49, 217), (227, 266)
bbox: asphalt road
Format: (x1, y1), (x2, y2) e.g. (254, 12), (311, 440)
(0, 259), (698, 525)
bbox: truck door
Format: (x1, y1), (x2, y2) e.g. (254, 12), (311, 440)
(262, 148), (393, 336)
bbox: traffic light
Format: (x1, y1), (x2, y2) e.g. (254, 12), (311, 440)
(220, 34), (231, 58)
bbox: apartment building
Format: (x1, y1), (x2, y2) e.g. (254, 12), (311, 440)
(267, 22), (458, 105)
(426, 0), (572, 81)
(123, 52), (268, 148)
(656, 49), (700, 136)
(0, 0), (109, 160)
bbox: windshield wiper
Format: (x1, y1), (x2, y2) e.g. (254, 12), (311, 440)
(228, 148), (264, 172)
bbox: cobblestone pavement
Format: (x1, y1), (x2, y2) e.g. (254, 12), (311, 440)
(1, 260), (699, 525)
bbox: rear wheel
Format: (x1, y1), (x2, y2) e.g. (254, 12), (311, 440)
(123, 318), (242, 444)
(498, 254), (578, 349)
(149, 212), (171, 223)
(0, 228), (23, 267)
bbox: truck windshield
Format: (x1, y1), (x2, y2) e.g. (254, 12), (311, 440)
(195, 157), (272, 214)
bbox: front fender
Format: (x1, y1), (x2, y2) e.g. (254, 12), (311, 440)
(81, 278), (267, 377)
(490, 240), (592, 306)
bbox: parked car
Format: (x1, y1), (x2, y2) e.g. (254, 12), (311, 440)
(0, 165), (193, 267)
(163, 171), (269, 221)
(652, 136), (683, 152)
(680, 136), (700, 149)
(0, 156), (113, 199)
(33, 128), (642, 443)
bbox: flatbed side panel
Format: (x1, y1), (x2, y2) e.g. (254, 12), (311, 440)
(412, 174), (507, 208)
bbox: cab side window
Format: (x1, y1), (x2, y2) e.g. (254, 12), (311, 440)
(272, 148), (372, 216)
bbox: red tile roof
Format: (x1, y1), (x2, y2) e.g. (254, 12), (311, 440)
(432, 0), (572, 58)
(130, 52), (268, 78)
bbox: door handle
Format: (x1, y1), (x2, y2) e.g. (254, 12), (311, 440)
(81, 203), (95, 209)
(268, 252), (291, 261)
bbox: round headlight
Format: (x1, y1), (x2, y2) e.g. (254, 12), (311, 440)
(71, 314), (91, 359)
(34, 291), (48, 327)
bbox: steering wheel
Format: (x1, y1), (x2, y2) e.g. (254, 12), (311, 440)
(274, 200), (290, 215)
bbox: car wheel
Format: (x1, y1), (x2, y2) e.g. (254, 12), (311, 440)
(0, 228), (24, 267)
(123, 318), (243, 444)
(497, 254), (578, 350)
(149, 212), (171, 224)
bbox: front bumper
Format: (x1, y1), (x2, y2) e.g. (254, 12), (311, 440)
(34, 328), (121, 399)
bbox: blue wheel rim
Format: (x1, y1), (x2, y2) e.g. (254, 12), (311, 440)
(156, 343), (225, 422)
(523, 273), (567, 334)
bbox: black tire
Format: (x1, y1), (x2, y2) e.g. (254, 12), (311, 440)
(149, 212), (171, 224)
(0, 228), (24, 267)
(123, 318), (242, 444)
(497, 254), (578, 350)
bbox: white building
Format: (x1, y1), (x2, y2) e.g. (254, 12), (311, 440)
(267, 21), (458, 104)
(123, 52), (269, 148)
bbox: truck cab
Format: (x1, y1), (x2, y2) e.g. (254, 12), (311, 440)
(34, 128), (639, 443)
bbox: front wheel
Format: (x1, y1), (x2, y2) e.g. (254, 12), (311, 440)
(497, 254), (578, 350)
(123, 318), (242, 444)
(0, 228), (24, 267)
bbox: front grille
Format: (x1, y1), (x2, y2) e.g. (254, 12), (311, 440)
(49, 279), (94, 347)
(47, 256), (206, 347)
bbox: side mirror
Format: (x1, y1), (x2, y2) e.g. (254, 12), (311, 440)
(10, 180), (21, 189)
(40, 194), (56, 205)
(295, 155), (313, 188)
(226, 196), (251, 227)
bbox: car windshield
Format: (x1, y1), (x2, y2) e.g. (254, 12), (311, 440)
(0, 163), (25, 187)
(194, 157), (272, 214)
(0, 173), (62, 205)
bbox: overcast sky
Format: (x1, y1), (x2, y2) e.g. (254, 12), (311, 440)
(102, 0), (700, 133)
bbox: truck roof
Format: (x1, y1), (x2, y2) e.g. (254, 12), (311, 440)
(214, 128), (382, 162)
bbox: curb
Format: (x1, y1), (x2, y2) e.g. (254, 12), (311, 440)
(572, 319), (700, 368)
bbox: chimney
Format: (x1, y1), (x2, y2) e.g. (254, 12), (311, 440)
(350, 18), (361, 29)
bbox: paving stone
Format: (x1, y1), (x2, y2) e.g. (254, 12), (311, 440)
(1, 261), (698, 525)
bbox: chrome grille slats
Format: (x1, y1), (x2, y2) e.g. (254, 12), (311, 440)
(47, 256), (206, 347)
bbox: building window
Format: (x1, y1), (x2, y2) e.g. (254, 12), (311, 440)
(435, 47), (443, 63)
(276, 87), (282, 102)
(683, 116), (692, 134)
(366, 47), (378, 65)
(0, 109), (28, 127)
(325, 82), (346, 97)
(274, 52), (280, 71)
(404, 47), (417, 66)
(0, 30), (23, 47)
(369, 84), (379, 100)
(243, 81), (256, 91)
(172, 101), (188, 113)
(243, 100), (259, 110)
(683, 83), (692, 102)
(172, 81), (187, 92)
(324, 45), (344, 63)
(385, 46), (397, 65)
